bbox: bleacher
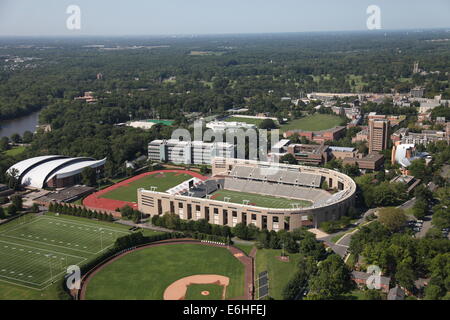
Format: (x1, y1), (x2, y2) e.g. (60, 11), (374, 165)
(230, 165), (322, 188)
(181, 179), (220, 198)
(167, 177), (203, 195)
(222, 177), (330, 204)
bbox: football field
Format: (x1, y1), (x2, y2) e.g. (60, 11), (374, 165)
(0, 215), (129, 290)
(210, 189), (312, 209)
(100, 171), (197, 202)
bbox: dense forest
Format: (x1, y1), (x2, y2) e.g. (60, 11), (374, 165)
(0, 30), (449, 181)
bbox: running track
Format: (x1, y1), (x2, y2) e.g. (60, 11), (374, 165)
(83, 170), (208, 212)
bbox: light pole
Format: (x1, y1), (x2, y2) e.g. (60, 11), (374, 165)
(100, 228), (103, 250)
(47, 255), (53, 282)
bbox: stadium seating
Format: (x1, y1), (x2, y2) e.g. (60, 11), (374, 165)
(221, 177), (331, 204)
(230, 165), (322, 188)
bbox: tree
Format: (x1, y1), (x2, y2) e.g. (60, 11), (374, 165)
(11, 195), (23, 211)
(0, 137), (9, 151)
(10, 133), (21, 144)
(81, 167), (97, 186)
(279, 153), (297, 165)
(232, 223), (249, 240)
(259, 119), (278, 130)
(424, 284), (444, 300)
(363, 289), (383, 300)
(7, 205), (17, 216)
(22, 131), (34, 143)
(377, 207), (407, 232)
(395, 260), (416, 292)
(408, 159), (429, 181)
(200, 165), (210, 175)
(31, 203), (40, 213)
(412, 199), (427, 220)
(6, 168), (20, 191)
(308, 254), (353, 299)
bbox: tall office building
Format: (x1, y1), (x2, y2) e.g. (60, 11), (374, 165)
(368, 119), (389, 153)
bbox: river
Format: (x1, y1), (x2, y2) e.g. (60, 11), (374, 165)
(0, 111), (40, 138)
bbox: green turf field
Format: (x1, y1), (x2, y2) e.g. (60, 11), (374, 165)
(185, 284), (225, 300)
(255, 249), (302, 300)
(210, 189), (312, 209)
(280, 114), (343, 132)
(0, 214), (130, 291)
(100, 172), (194, 202)
(85, 244), (245, 300)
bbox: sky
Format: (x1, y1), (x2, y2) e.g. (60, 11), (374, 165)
(0, 0), (449, 36)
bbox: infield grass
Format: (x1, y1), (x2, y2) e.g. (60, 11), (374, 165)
(85, 244), (245, 300)
(185, 284), (225, 300)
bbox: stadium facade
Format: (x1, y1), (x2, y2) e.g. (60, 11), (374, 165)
(137, 158), (356, 231)
(7, 155), (106, 189)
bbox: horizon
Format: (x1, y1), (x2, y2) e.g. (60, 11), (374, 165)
(0, 0), (449, 37)
(0, 27), (448, 40)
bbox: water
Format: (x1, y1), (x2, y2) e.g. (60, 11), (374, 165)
(0, 111), (40, 138)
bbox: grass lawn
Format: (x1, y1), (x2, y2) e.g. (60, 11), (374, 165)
(210, 189), (312, 209)
(280, 114), (343, 132)
(224, 117), (264, 126)
(85, 244), (245, 300)
(4, 146), (26, 156)
(101, 172), (194, 202)
(185, 284), (225, 300)
(0, 213), (134, 299)
(255, 249), (301, 300)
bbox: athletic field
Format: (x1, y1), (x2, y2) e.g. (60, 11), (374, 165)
(100, 171), (195, 202)
(84, 244), (245, 300)
(84, 170), (207, 212)
(210, 189), (312, 209)
(0, 214), (130, 290)
(185, 284), (224, 300)
(280, 114), (343, 132)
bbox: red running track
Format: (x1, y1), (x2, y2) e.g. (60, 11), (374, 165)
(83, 170), (208, 212)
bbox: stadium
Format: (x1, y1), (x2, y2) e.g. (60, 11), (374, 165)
(138, 158), (357, 231)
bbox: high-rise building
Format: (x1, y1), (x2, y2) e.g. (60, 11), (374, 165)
(368, 119), (389, 153)
(148, 139), (235, 165)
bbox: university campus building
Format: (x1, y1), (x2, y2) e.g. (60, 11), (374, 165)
(148, 139), (235, 165)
